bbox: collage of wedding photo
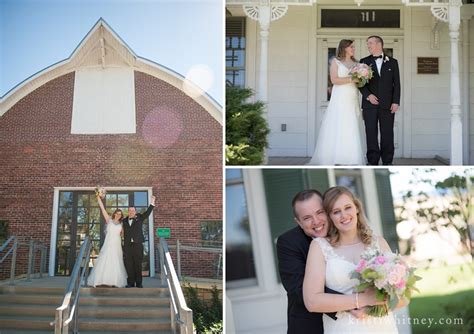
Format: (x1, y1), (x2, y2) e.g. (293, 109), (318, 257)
(0, 0), (473, 334)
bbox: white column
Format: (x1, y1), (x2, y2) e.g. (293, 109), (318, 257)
(258, 5), (271, 102)
(243, 3), (288, 102)
(449, 1), (463, 165)
(462, 18), (470, 164)
(243, 169), (279, 291)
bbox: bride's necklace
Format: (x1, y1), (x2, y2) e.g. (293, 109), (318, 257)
(338, 240), (362, 247)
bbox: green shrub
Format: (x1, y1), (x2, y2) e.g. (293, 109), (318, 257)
(184, 284), (222, 333)
(226, 87), (269, 165)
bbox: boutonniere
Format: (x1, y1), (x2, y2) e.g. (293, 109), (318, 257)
(383, 56), (390, 63)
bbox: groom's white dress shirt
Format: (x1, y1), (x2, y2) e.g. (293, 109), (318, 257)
(375, 54), (384, 76)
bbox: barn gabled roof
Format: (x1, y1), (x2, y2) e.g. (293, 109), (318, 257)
(0, 18), (222, 124)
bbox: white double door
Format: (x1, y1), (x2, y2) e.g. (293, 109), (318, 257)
(313, 37), (403, 158)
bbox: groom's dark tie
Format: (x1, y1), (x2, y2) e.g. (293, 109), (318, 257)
(373, 55), (383, 59)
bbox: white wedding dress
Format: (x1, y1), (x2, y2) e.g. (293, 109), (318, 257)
(87, 220), (127, 287)
(315, 237), (398, 333)
(309, 59), (365, 165)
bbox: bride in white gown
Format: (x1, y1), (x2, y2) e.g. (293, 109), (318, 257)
(87, 194), (127, 288)
(303, 186), (407, 333)
(309, 39), (365, 165)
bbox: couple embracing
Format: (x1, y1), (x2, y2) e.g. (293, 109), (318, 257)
(87, 193), (156, 288)
(277, 187), (409, 333)
(309, 36), (401, 166)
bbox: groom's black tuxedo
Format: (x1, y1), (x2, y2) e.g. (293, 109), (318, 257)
(122, 204), (154, 245)
(122, 204), (155, 287)
(359, 54), (401, 165)
(277, 226), (339, 334)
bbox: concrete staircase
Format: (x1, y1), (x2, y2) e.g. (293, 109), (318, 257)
(0, 284), (172, 333)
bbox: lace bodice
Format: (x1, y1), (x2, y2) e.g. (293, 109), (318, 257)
(106, 220), (122, 236)
(334, 59), (356, 80)
(315, 237), (381, 294)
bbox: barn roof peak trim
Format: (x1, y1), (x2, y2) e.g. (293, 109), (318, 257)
(0, 18), (222, 124)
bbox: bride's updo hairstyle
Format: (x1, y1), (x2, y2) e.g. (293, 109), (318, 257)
(336, 39), (357, 62)
(323, 186), (372, 247)
(112, 209), (123, 221)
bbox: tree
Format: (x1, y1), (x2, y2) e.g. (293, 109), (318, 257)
(395, 168), (474, 258)
(226, 87), (269, 165)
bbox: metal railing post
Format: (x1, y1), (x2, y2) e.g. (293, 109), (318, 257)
(159, 243), (165, 286)
(27, 239), (34, 281)
(40, 246), (45, 278)
(177, 240), (181, 280)
(9, 239), (18, 285)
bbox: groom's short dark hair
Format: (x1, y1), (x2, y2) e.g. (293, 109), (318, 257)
(292, 189), (323, 218)
(367, 35), (384, 47)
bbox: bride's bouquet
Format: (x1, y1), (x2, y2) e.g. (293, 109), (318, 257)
(350, 248), (421, 317)
(95, 186), (107, 199)
(349, 63), (373, 87)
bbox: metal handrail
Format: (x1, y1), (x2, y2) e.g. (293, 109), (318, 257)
(158, 238), (193, 334)
(53, 236), (92, 334)
(1, 236), (47, 285)
(166, 240), (223, 280)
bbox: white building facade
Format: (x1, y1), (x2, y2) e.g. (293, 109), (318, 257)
(226, 0), (474, 164)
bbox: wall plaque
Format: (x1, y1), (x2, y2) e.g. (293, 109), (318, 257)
(417, 57), (439, 74)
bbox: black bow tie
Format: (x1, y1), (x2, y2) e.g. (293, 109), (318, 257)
(373, 55), (383, 59)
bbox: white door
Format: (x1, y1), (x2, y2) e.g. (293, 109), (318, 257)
(313, 37), (403, 158)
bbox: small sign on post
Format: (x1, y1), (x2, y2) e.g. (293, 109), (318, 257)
(156, 227), (171, 238)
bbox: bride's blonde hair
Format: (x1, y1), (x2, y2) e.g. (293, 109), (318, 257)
(336, 39), (357, 62)
(323, 186), (373, 247)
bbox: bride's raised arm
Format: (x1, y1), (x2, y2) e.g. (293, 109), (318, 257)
(329, 58), (357, 85)
(303, 239), (384, 313)
(96, 195), (110, 223)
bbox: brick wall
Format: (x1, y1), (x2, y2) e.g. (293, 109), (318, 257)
(0, 71), (222, 279)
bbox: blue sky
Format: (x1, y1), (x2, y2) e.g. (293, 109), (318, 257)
(0, 0), (223, 104)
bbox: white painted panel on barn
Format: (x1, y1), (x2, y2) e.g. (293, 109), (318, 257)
(71, 67), (136, 134)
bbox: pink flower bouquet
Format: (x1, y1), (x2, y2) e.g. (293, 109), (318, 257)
(349, 63), (373, 88)
(350, 249), (421, 317)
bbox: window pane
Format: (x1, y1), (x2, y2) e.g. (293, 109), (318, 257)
(59, 192), (73, 207)
(77, 208), (88, 223)
(226, 17), (246, 87)
(106, 194), (117, 206)
(58, 208), (72, 225)
(226, 169), (242, 181)
(136, 207), (147, 215)
(327, 48), (336, 101)
(134, 192), (148, 206)
(118, 194), (129, 207)
(78, 194), (89, 207)
(90, 208), (100, 224)
(226, 181), (256, 283)
(201, 221), (222, 246)
(89, 224), (100, 240)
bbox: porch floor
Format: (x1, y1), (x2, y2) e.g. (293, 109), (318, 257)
(266, 157), (448, 166)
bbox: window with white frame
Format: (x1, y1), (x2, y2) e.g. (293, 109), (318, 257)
(226, 17), (246, 87)
(226, 169), (257, 288)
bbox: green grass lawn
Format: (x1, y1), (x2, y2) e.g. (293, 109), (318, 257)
(409, 263), (474, 334)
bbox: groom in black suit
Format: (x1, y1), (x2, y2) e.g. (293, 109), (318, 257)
(122, 195), (156, 288)
(359, 35), (401, 165)
(276, 190), (338, 334)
